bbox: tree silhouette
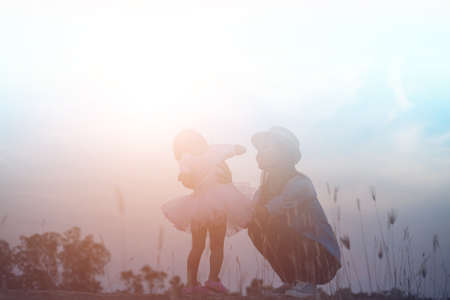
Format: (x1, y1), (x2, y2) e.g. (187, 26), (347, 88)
(140, 264), (167, 294)
(168, 275), (184, 297)
(120, 270), (143, 294)
(1, 227), (111, 292)
(13, 232), (61, 289)
(58, 227), (111, 293)
(0, 240), (14, 289)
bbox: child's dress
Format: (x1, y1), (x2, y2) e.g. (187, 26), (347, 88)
(162, 145), (253, 236)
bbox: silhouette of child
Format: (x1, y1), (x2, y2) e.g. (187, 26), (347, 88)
(161, 129), (252, 295)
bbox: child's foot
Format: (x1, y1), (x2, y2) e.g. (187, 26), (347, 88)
(182, 284), (211, 295)
(204, 279), (229, 294)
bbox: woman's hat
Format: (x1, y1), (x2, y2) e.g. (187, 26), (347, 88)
(251, 126), (302, 164)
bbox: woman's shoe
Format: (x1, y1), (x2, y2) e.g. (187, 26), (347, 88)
(284, 281), (316, 298)
(273, 282), (292, 294)
(204, 279), (229, 294)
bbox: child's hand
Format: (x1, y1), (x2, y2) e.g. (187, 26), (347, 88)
(234, 144), (246, 155)
(178, 173), (195, 189)
(216, 163), (232, 183)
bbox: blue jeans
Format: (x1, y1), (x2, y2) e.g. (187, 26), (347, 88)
(248, 214), (339, 284)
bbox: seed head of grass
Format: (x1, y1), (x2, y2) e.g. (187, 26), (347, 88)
(403, 227), (410, 241)
(0, 214), (7, 225)
(356, 198), (361, 212)
(387, 208), (398, 229)
(369, 186), (376, 202)
(115, 186), (126, 217)
(418, 253), (430, 278)
(419, 262), (427, 279)
(378, 244), (383, 260)
(157, 225), (165, 251)
(340, 235), (351, 250)
(433, 234), (440, 253)
(326, 182), (331, 196)
(333, 186), (339, 203)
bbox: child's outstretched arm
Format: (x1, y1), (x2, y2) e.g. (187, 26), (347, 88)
(209, 144), (246, 163)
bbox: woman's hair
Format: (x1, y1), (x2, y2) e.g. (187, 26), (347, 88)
(275, 138), (301, 166)
(173, 129), (208, 161)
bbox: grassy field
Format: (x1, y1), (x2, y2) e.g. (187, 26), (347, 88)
(0, 289), (438, 300)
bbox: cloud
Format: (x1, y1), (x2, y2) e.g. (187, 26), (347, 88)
(388, 58), (413, 121)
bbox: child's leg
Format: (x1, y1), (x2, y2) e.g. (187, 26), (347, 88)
(208, 215), (227, 281)
(187, 220), (207, 287)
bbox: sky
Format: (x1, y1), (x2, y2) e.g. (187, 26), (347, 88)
(1, 0), (450, 293)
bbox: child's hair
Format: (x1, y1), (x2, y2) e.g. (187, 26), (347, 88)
(173, 129), (208, 161)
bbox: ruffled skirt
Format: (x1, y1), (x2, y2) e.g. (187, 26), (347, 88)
(162, 183), (253, 236)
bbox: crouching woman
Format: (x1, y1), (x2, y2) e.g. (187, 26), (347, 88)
(248, 127), (341, 298)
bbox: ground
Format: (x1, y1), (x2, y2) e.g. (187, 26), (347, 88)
(0, 289), (428, 300)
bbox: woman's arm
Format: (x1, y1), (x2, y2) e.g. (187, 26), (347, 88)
(265, 177), (316, 216)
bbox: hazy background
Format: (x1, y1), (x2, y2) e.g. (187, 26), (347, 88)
(1, 0), (449, 292)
